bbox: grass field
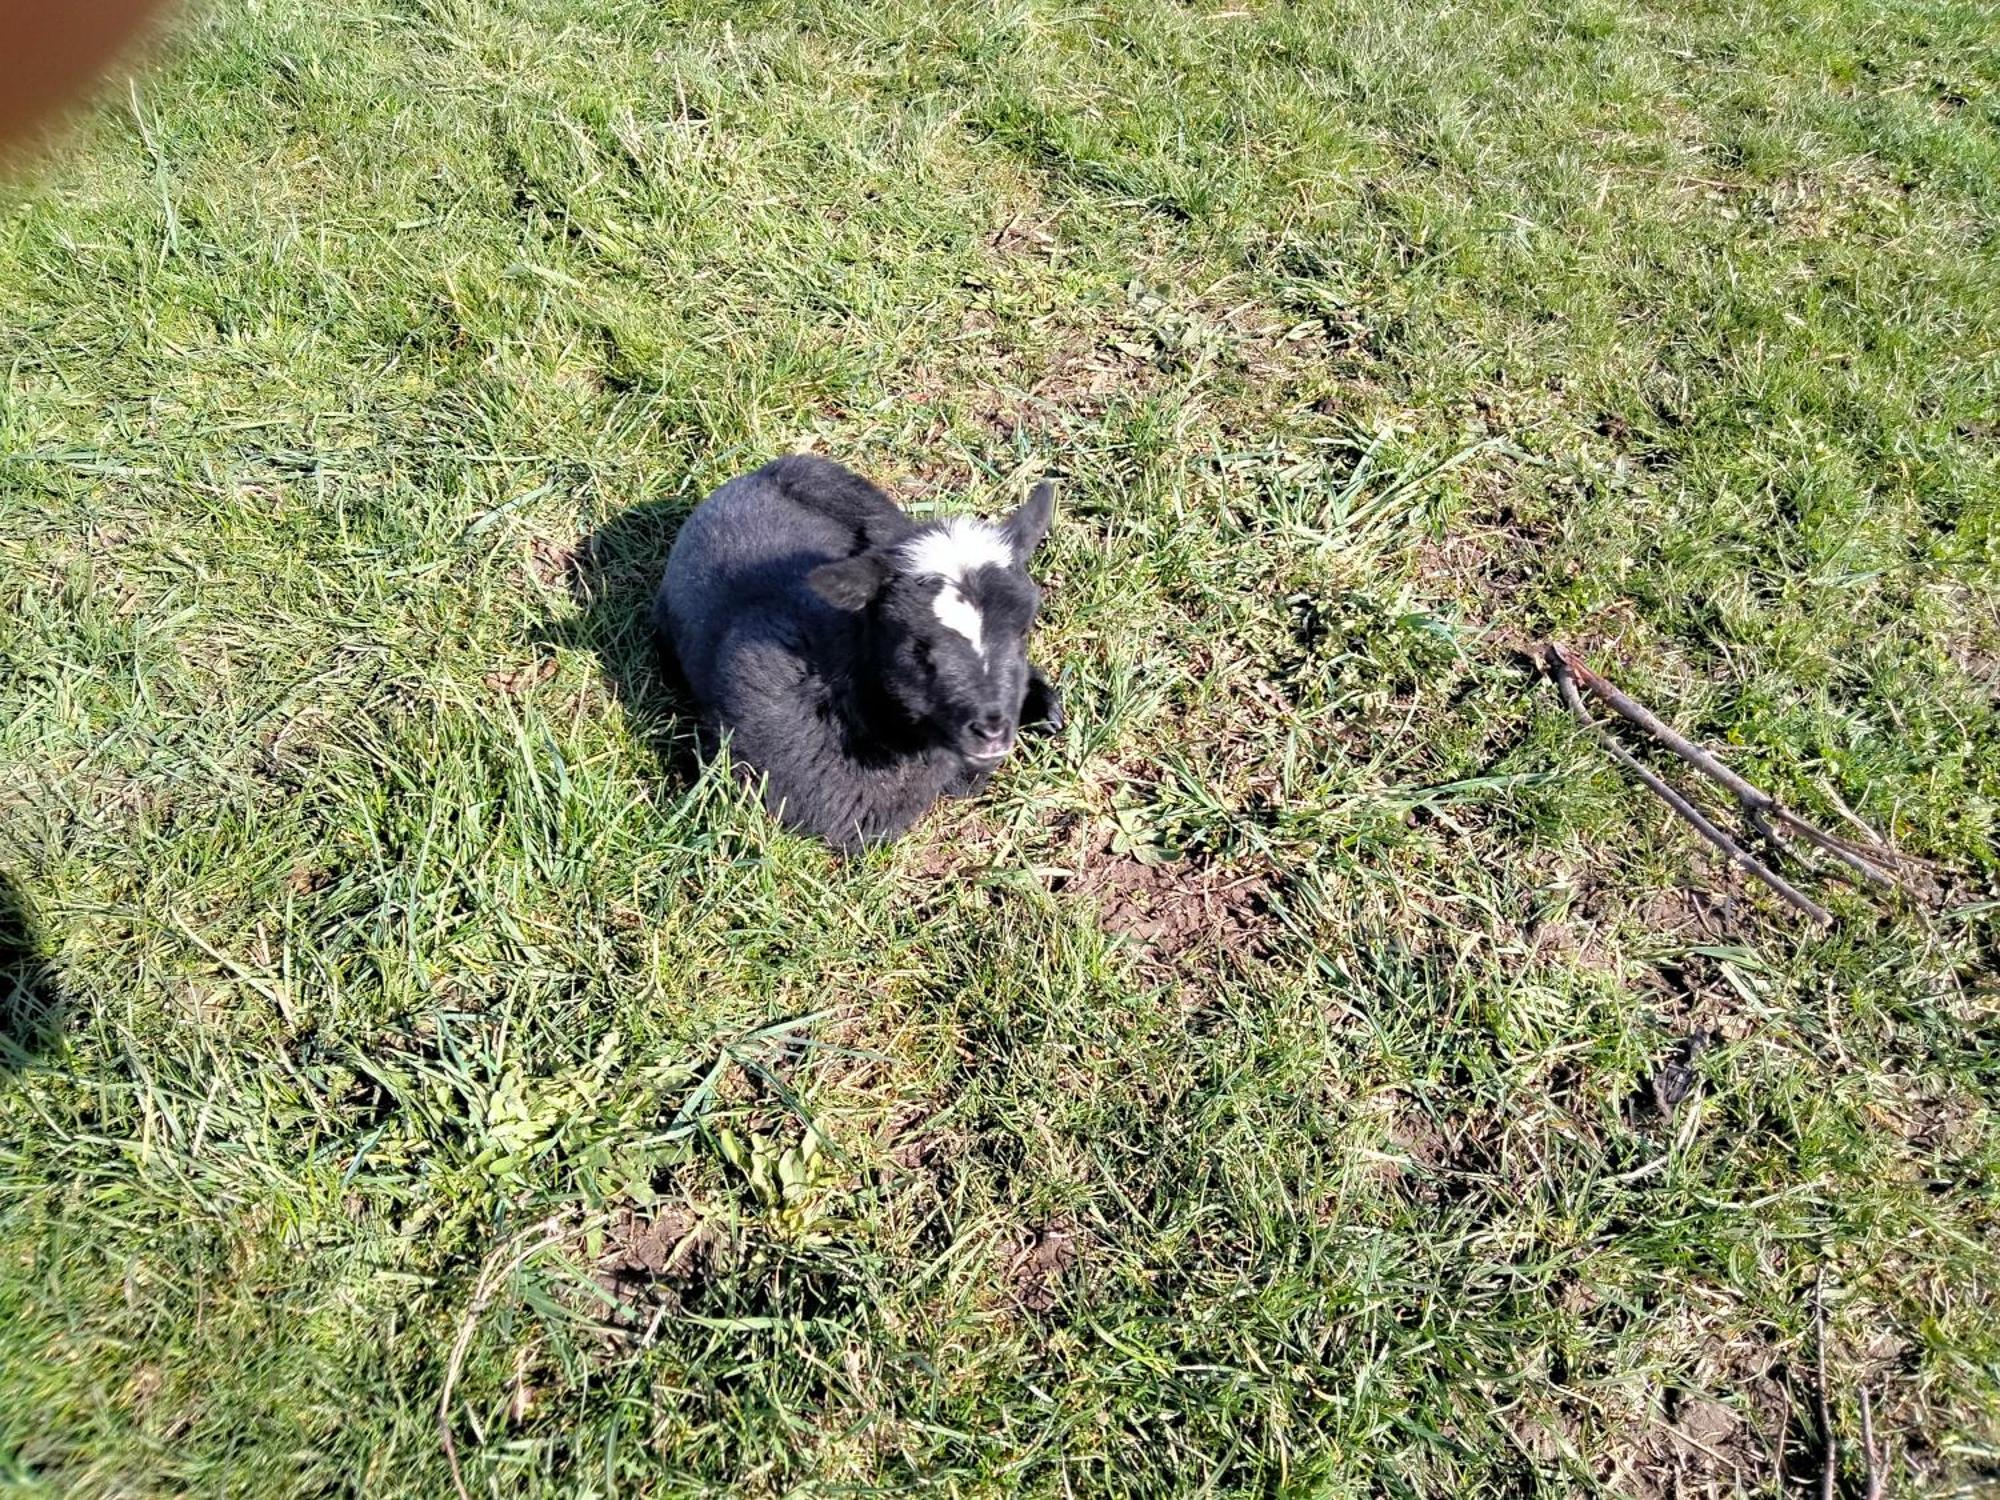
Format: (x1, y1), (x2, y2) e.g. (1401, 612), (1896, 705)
(3, 0), (1998, 1493)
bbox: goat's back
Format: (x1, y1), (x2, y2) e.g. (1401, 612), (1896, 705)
(657, 458), (908, 708)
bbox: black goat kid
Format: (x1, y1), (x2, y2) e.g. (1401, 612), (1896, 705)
(656, 456), (1062, 850)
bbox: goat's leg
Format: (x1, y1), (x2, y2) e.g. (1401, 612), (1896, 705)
(943, 761), (996, 799)
(1021, 663), (1064, 733)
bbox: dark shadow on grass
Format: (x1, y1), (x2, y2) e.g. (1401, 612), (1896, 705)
(544, 496), (705, 785)
(1, 871), (66, 1076)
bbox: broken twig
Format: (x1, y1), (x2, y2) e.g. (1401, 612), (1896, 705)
(1861, 1386), (1888, 1500)
(1816, 1272), (1837, 1500)
(1807, 1274), (1893, 1500)
(1549, 650), (1832, 925)
(1543, 642), (1928, 923)
(1549, 642), (1908, 894)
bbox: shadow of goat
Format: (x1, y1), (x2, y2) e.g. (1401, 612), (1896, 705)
(543, 495), (706, 787)
(1, 871), (67, 1076)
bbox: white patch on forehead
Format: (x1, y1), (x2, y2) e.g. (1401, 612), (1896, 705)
(931, 583), (985, 657)
(901, 517), (1009, 660)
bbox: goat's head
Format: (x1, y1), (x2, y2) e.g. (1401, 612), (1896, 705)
(807, 482), (1054, 762)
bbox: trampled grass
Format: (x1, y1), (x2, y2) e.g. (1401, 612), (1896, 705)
(1, 0), (1997, 1494)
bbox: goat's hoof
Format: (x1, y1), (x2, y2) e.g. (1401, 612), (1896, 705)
(1024, 681), (1065, 734)
(945, 766), (995, 799)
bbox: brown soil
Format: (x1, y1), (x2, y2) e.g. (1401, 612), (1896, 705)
(526, 533), (575, 589)
(1622, 1376), (1796, 1500)
(1006, 1225), (1078, 1314)
(988, 211), (1058, 259)
(1060, 850), (1278, 969)
(592, 1205), (719, 1336)
(1510, 1366), (1795, 1499)
(881, 1100), (947, 1173)
(483, 656), (559, 696)
(1386, 1106), (1450, 1176)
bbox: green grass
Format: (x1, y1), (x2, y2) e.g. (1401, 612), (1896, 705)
(2, 0), (1998, 1493)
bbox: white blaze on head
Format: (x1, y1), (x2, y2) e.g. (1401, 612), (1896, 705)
(931, 585), (985, 657)
(902, 517), (1010, 659)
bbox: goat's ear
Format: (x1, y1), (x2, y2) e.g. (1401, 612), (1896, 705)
(807, 550), (895, 610)
(1000, 481), (1054, 562)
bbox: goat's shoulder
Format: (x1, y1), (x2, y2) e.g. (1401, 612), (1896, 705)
(754, 455), (913, 552)
(710, 616), (825, 714)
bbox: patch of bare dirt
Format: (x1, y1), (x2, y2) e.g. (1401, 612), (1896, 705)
(526, 534), (576, 589)
(904, 832), (974, 885)
(1955, 648), (1999, 692)
(1638, 946), (1755, 1040)
(1411, 512), (1562, 634)
(1868, 1076), (1988, 1168)
(1510, 1372), (1792, 1499)
(1006, 1225), (1078, 1314)
(880, 1099), (952, 1173)
(1359, 1082), (1531, 1201)
(1937, 586), (2000, 691)
(1381, 1101), (1450, 1188)
(1623, 1379), (1794, 1500)
(1516, 905), (1625, 975)
(987, 211), (1059, 259)
(1630, 882), (1740, 941)
(1388, 1103), (1515, 1205)
(1057, 849), (1278, 968)
(285, 859), (332, 896)
(1025, 332), (1164, 416)
(890, 466), (960, 507)
(592, 1205), (720, 1337)
(1520, 872), (1744, 1005)
(484, 656), (559, 696)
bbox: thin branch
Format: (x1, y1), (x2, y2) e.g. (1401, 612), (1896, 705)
(1812, 821), (1943, 875)
(1816, 1273), (1837, 1500)
(1550, 643), (1780, 807)
(1747, 805), (1788, 870)
(1819, 777), (1928, 861)
(1549, 642), (1910, 893)
(1861, 1386), (1887, 1500)
(1551, 654), (1832, 926)
(1771, 807), (1905, 893)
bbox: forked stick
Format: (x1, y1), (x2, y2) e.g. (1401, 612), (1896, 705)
(1805, 1274), (1893, 1500)
(1548, 643), (1908, 893)
(1550, 652), (1833, 926)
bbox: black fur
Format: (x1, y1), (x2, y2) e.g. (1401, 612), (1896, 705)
(655, 456), (1061, 850)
